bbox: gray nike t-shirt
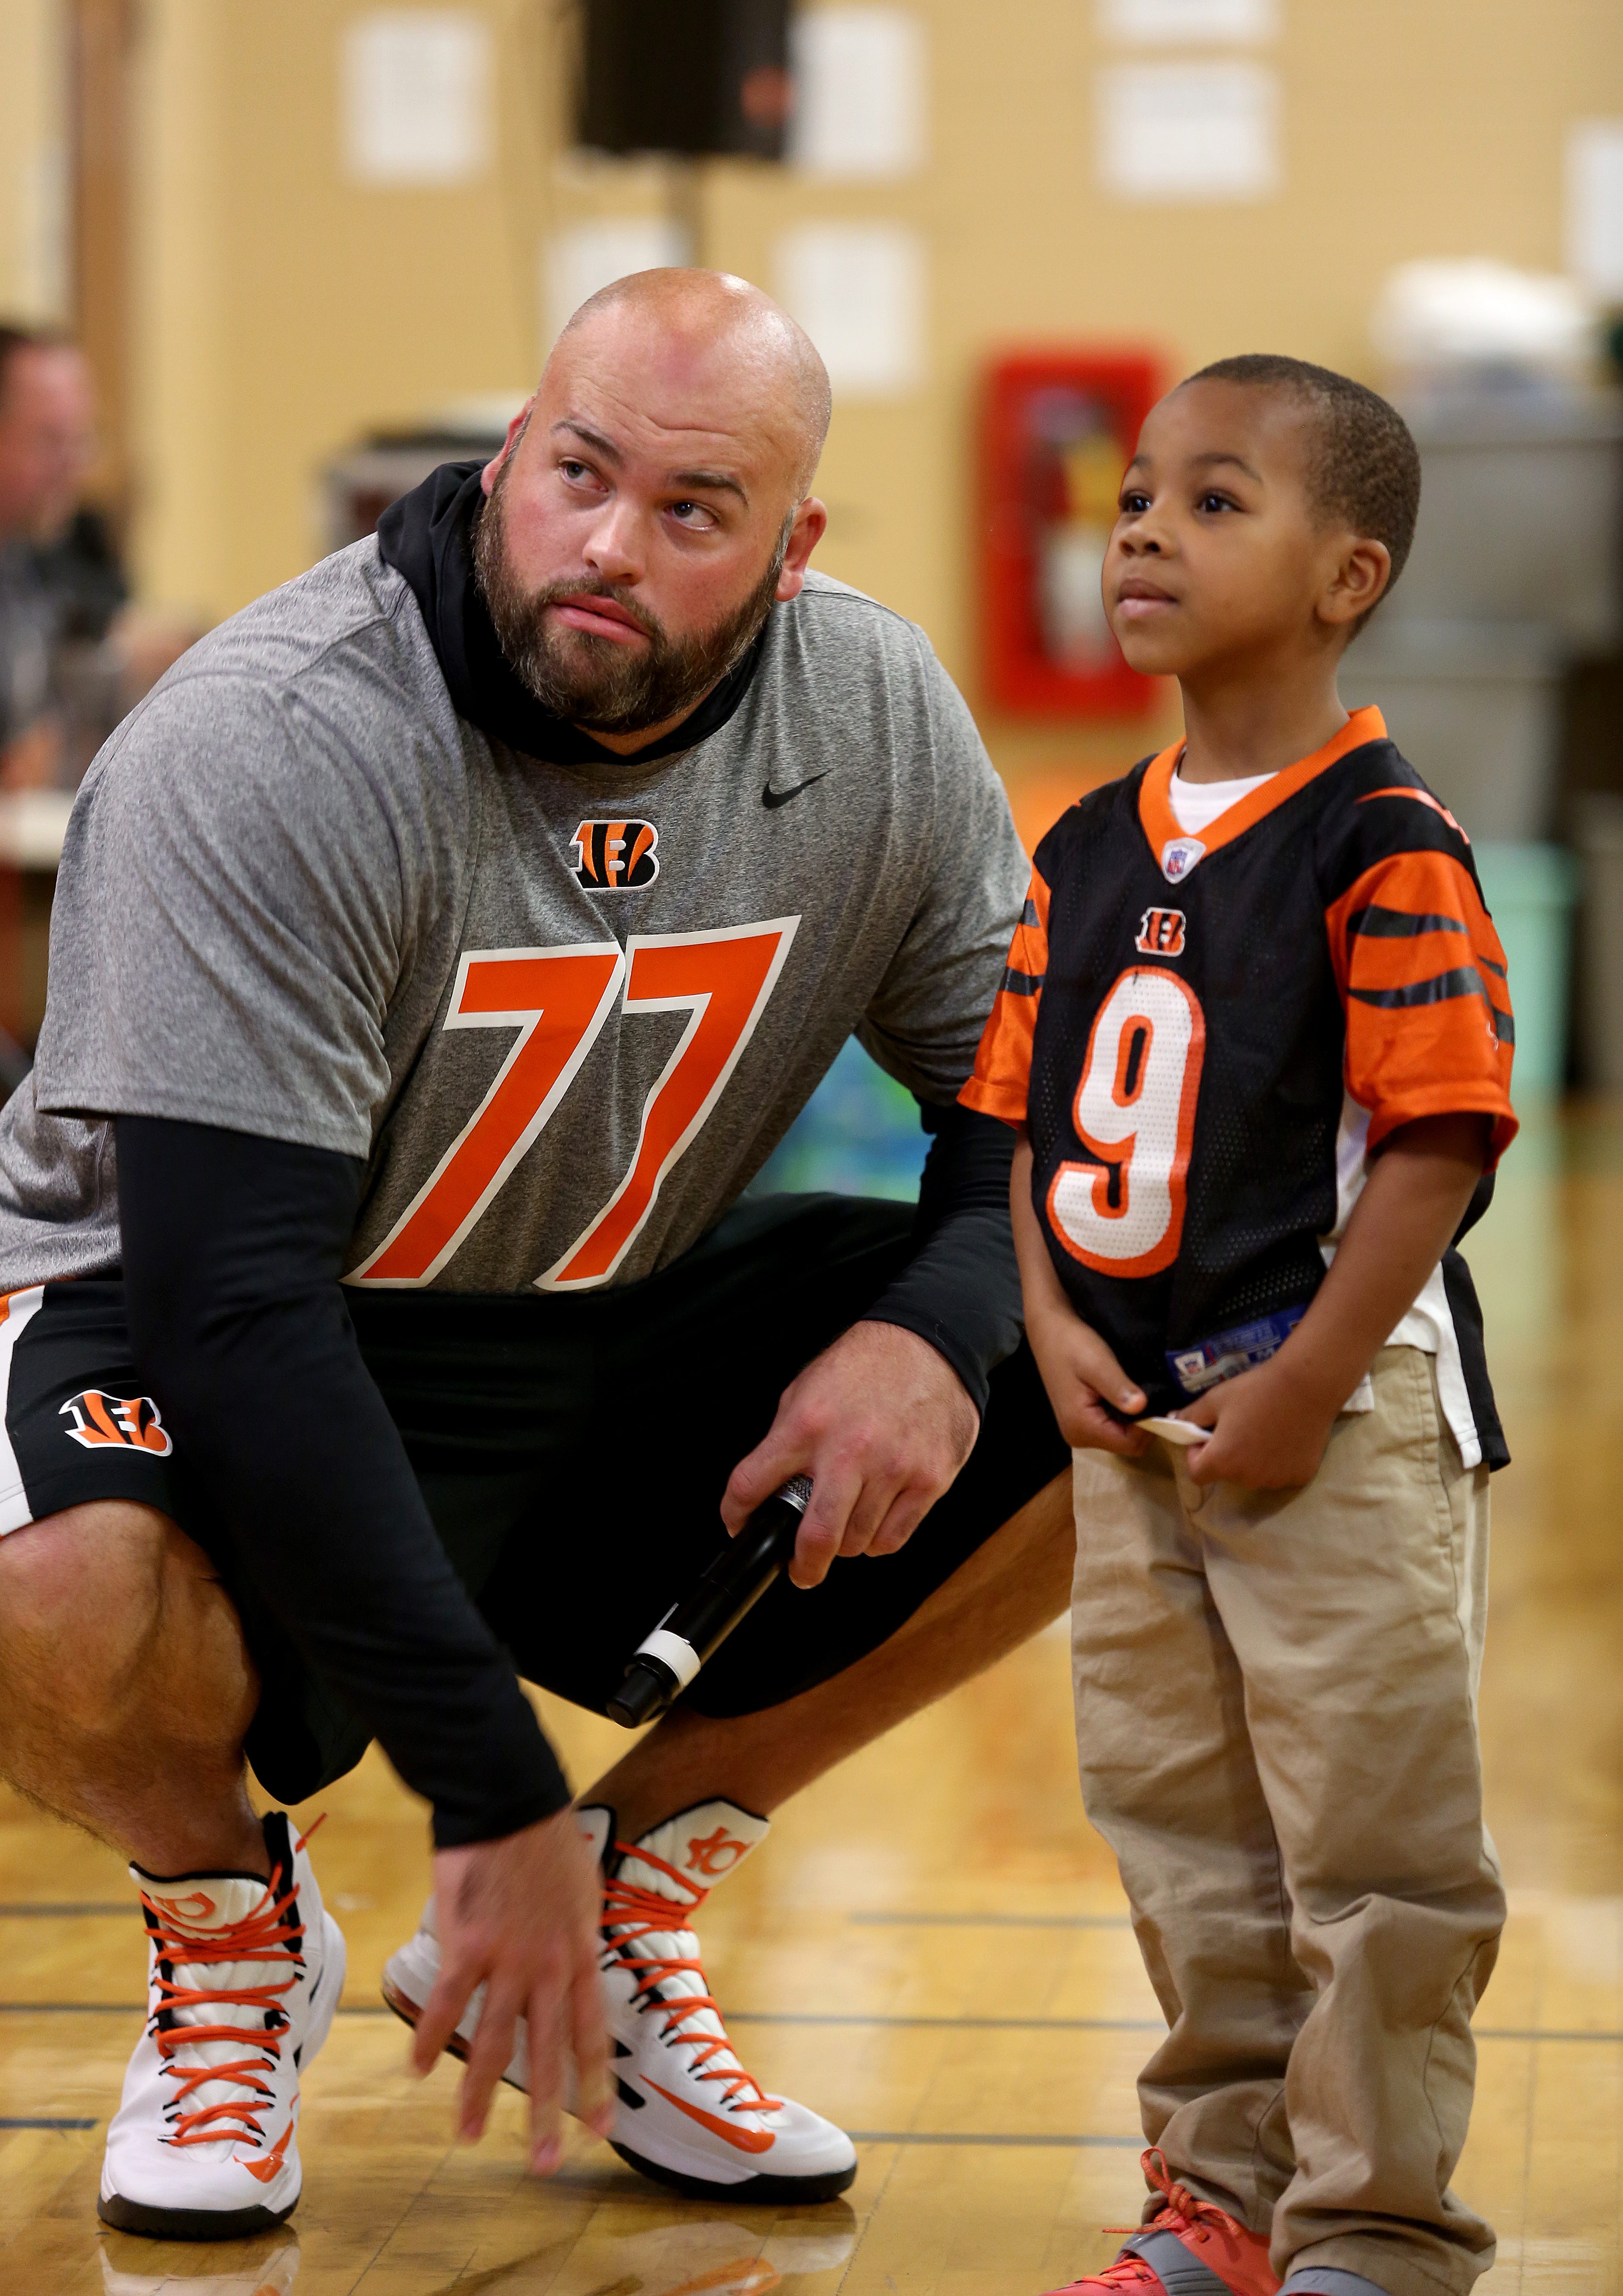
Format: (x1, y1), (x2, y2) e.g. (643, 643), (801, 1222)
(0, 544), (1027, 1294)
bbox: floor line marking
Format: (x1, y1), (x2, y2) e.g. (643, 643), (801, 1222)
(0, 1904), (132, 1917)
(691, 2012), (1623, 2044)
(0, 2004), (1618, 2043)
(0, 2001), (402, 2015)
(0, 2003), (144, 2014)
(0, 2116), (98, 2130)
(848, 1913), (1133, 1930)
(850, 2132), (1142, 2148)
(727, 2012), (1163, 2031)
(1475, 2028), (1623, 2044)
(0, 1903), (1136, 1928)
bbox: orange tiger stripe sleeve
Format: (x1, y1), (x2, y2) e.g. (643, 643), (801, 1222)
(1324, 848), (1517, 1162)
(959, 867), (1050, 1128)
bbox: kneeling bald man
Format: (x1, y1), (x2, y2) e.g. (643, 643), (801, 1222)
(0, 270), (1070, 2240)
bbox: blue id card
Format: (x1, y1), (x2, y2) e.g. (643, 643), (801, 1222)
(1166, 1307), (1306, 1398)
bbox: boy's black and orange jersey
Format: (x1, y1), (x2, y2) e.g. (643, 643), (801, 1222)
(962, 707), (1518, 1468)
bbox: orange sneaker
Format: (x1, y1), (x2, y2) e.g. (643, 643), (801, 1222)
(1044, 2150), (1278, 2296)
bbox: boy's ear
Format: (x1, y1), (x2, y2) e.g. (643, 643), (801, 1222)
(1319, 535), (1392, 631)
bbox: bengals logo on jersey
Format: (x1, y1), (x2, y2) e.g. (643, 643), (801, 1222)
(1135, 906), (1188, 957)
(571, 819), (659, 892)
(59, 1390), (173, 1455)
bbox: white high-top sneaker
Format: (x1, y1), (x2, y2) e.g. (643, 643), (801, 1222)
(382, 1800), (856, 2203)
(98, 1811), (346, 2240)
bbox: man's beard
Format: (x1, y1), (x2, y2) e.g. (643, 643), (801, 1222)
(474, 476), (787, 737)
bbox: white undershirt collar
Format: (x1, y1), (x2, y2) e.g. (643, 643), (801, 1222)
(1166, 757), (1278, 838)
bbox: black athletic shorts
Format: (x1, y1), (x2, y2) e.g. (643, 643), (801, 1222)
(0, 1195), (1068, 1805)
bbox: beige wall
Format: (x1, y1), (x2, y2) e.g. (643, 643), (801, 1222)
(131, 0), (547, 619)
(117, 0), (1623, 797)
(0, 0), (68, 325)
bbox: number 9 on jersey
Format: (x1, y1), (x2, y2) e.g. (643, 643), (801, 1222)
(1046, 966), (1206, 1278)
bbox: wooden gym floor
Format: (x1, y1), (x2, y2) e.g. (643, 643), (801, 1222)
(2, 1107), (1621, 2295)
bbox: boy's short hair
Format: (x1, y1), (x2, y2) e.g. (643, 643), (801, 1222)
(1185, 354), (1421, 629)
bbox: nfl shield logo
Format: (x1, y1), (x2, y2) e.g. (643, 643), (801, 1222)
(1160, 836), (1206, 884)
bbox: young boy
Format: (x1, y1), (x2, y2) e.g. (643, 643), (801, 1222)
(962, 355), (1516, 2296)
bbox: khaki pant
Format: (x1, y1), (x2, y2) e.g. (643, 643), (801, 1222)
(1071, 1347), (1504, 2296)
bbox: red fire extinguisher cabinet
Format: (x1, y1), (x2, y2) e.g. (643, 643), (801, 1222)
(980, 349), (1164, 718)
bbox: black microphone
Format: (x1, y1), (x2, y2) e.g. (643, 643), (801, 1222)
(607, 1476), (813, 1729)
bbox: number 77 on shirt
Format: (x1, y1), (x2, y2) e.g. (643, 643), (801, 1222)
(350, 917), (799, 1292)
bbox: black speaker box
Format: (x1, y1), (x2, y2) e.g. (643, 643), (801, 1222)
(574, 0), (793, 160)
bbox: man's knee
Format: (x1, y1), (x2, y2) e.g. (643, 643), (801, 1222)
(0, 1502), (217, 1728)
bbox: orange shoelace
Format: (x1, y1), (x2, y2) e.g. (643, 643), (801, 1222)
(1100, 2148), (1254, 2269)
(602, 1838), (781, 2115)
(138, 1859), (305, 2151)
(1053, 2258), (1162, 2291)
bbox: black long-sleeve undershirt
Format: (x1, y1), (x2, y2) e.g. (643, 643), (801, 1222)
(863, 1102), (1023, 1416)
(116, 1116), (569, 1849)
(115, 1100), (1024, 1846)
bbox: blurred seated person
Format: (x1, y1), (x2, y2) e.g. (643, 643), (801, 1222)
(0, 324), (199, 791)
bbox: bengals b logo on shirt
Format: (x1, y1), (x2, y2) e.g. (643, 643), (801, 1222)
(571, 819), (659, 892)
(1136, 906), (1187, 957)
(59, 1390), (173, 1455)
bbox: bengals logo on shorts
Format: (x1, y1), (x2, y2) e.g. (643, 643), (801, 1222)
(571, 819), (659, 892)
(59, 1390), (172, 1456)
(1135, 906), (1188, 957)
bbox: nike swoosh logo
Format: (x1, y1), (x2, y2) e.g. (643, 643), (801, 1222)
(643, 2077), (776, 2153)
(762, 774), (828, 810)
(243, 2116), (297, 2184)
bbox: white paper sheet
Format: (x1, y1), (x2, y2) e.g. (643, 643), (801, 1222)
(1096, 60), (1280, 201)
(343, 10), (492, 186)
(1568, 121), (1623, 301)
(790, 8), (926, 178)
(775, 222), (925, 397)
(1098, 0), (1277, 41)
(543, 219), (693, 350)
